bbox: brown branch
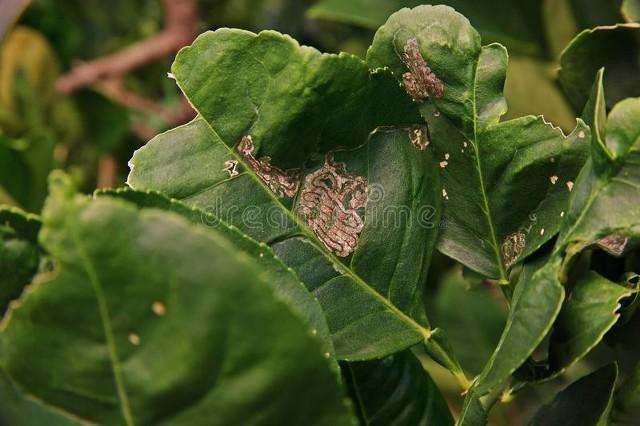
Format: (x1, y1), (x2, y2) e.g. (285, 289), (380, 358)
(56, 0), (198, 94)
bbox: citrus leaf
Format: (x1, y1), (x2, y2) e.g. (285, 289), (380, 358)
(366, 5), (590, 280)
(307, 0), (546, 56)
(129, 27), (467, 384)
(611, 362), (640, 425)
(528, 364), (618, 426)
(521, 271), (639, 381)
(0, 173), (356, 425)
(344, 350), (453, 426)
(557, 77), (640, 257)
(96, 187), (336, 357)
(559, 23), (640, 110)
(469, 255), (564, 396)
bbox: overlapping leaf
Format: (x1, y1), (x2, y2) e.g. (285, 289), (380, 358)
(559, 23), (640, 110)
(366, 5), (590, 280)
(344, 350), (453, 426)
(528, 364), (618, 426)
(128, 27), (466, 382)
(0, 173), (356, 425)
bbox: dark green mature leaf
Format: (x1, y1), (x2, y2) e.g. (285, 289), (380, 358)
(611, 362), (640, 425)
(559, 23), (640, 110)
(366, 5), (590, 280)
(97, 187), (335, 356)
(129, 28), (467, 383)
(470, 255), (564, 397)
(528, 364), (618, 426)
(344, 350), (453, 426)
(0, 206), (41, 314)
(0, 173), (356, 425)
(557, 89), (640, 257)
(307, 0), (546, 56)
(0, 370), (80, 426)
(544, 272), (637, 379)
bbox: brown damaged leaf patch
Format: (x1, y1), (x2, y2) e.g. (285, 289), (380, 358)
(298, 154), (367, 257)
(237, 135), (301, 198)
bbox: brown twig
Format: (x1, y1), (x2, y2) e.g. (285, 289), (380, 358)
(56, 0), (198, 94)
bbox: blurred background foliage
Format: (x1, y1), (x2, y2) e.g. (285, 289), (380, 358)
(0, 0), (639, 424)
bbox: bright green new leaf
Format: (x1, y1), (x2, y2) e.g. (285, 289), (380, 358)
(344, 350), (453, 425)
(0, 173), (356, 425)
(366, 5), (590, 280)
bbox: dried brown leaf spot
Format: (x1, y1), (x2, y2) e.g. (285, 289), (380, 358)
(237, 135), (301, 198)
(400, 37), (444, 101)
(502, 232), (525, 269)
(299, 154), (367, 257)
(597, 234), (630, 257)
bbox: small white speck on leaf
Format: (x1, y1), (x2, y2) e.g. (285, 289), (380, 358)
(560, 211), (565, 217)
(433, 111), (440, 117)
(550, 157), (556, 163)
(152, 301), (166, 316)
(566, 181), (574, 191)
(550, 176), (558, 184)
(578, 130), (585, 139)
(463, 141), (468, 148)
(324, 352), (331, 358)
(444, 153), (450, 160)
(540, 228), (545, 236)
(439, 160), (448, 168)
(442, 188), (448, 200)
(259, 252), (264, 258)
(311, 329), (317, 336)
(128, 333), (141, 346)
(167, 72), (175, 80)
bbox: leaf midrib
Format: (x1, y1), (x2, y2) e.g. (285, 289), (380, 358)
(469, 54), (508, 282)
(186, 111), (431, 341)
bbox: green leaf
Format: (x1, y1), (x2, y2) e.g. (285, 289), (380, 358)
(611, 362), (640, 425)
(0, 206), (41, 314)
(559, 23), (640, 110)
(308, 0), (547, 56)
(528, 364), (618, 426)
(521, 271), (639, 381)
(96, 187), (336, 357)
(129, 27), (466, 383)
(468, 255), (564, 397)
(1, 172), (356, 425)
(557, 92), (640, 257)
(366, 5), (590, 279)
(344, 350), (453, 426)
(0, 370), (80, 426)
